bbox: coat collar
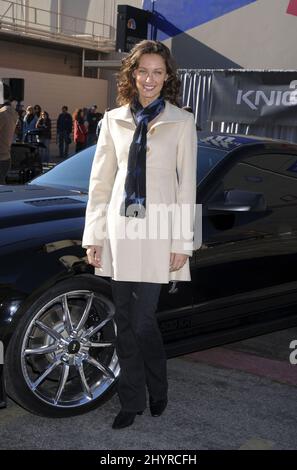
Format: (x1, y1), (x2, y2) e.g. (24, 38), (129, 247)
(108, 100), (187, 129)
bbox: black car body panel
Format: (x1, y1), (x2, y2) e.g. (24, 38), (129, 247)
(1, 134), (297, 414)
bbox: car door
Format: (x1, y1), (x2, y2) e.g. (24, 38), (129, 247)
(156, 141), (230, 346)
(190, 146), (297, 334)
(157, 142), (230, 312)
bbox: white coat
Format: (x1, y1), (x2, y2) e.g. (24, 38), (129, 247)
(82, 99), (197, 284)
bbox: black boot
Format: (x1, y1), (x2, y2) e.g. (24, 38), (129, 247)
(112, 409), (143, 429)
(149, 397), (168, 417)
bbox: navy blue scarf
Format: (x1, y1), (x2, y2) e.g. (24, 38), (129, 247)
(120, 95), (165, 218)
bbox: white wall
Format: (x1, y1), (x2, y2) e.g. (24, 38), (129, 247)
(0, 64), (108, 157)
(0, 66), (108, 118)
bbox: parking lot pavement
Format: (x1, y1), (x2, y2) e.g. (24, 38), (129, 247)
(0, 327), (297, 450)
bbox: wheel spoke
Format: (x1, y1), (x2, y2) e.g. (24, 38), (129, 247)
(25, 344), (60, 356)
(32, 360), (62, 390)
(88, 341), (114, 348)
(76, 363), (92, 400)
(62, 294), (73, 335)
(54, 363), (70, 404)
(83, 315), (113, 340)
(76, 293), (94, 332)
(35, 320), (65, 342)
(86, 356), (115, 380)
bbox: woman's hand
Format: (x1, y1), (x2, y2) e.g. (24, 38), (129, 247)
(169, 253), (189, 272)
(86, 245), (103, 268)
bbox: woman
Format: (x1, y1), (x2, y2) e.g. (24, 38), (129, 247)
(14, 108), (25, 142)
(73, 108), (88, 153)
(33, 104), (42, 120)
(36, 110), (52, 163)
(82, 40), (197, 429)
(23, 105), (38, 141)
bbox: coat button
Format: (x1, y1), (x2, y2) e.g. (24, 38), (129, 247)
(147, 146), (150, 152)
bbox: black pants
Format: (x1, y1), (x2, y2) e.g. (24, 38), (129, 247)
(0, 159), (10, 184)
(75, 141), (86, 153)
(58, 131), (70, 158)
(111, 280), (168, 412)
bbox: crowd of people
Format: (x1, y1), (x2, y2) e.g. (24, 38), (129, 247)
(14, 104), (105, 163)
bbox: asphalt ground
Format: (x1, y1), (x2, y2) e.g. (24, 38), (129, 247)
(0, 326), (297, 450)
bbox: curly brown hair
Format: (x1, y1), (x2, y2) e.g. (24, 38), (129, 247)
(73, 108), (83, 122)
(116, 40), (181, 107)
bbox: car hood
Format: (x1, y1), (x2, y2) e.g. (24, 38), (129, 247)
(0, 184), (87, 230)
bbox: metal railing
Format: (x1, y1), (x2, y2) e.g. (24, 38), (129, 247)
(0, 0), (116, 51)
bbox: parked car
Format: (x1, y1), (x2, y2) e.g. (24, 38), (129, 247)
(1, 133), (297, 417)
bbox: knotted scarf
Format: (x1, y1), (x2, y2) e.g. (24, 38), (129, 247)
(120, 95), (165, 218)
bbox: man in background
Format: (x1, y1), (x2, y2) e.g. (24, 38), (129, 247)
(57, 105), (73, 159)
(96, 107), (110, 139)
(0, 99), (18, 184)
(86, 105), (102, 147)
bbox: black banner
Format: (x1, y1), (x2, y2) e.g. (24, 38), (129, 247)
(209, 71), (297, 125)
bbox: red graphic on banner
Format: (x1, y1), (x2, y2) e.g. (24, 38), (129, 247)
(287, 0), (297, 16)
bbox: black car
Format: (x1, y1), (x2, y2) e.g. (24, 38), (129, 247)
(1, 133), (297, 417)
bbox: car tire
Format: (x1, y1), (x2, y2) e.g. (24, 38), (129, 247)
(5, 275), (119, 418)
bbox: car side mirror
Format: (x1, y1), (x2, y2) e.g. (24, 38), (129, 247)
(207, 189), (267, 213)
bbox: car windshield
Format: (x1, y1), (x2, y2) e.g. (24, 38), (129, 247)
(28, 146), (96, 192)
(29, 140), (229, 192)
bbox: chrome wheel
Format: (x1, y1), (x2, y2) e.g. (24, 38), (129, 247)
(20, 290), (119, 409)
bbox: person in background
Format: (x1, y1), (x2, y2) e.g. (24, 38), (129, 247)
(33, 105), (42, 143)
(182, 106), (202, 131)
(36, 110), (52, 164)
(182, 105), (193, 113)
(86, 105), (101, 147)
(0, 99), (18, 184)
(82, 107), (89, 130)
(95, 106), (103, 123)
(57, 106), (73, 159)
(96, 107), (110, 139)
(23, 105), (38, 141)
(14, 108), (25, 142)
(73, 108), (88, 153)
(33, 104), (42, 120)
